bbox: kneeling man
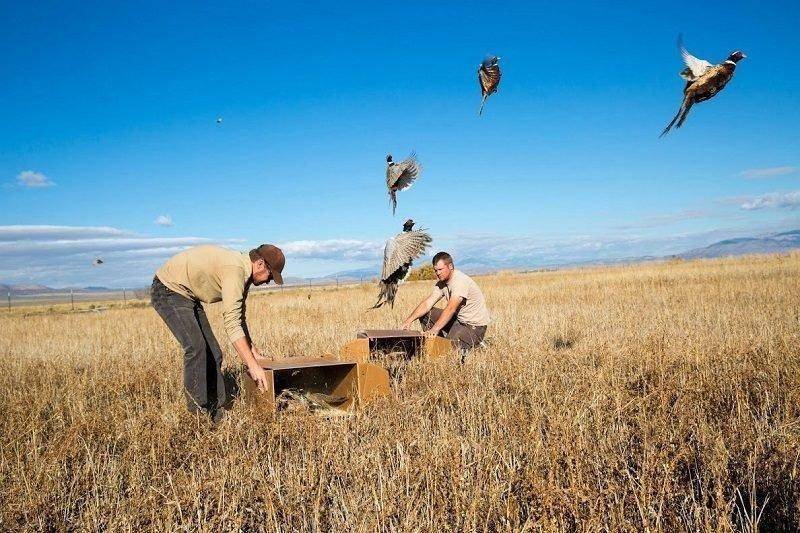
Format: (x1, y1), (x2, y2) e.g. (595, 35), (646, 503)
(151, 244), (284, 421)
(401, 251), (490, 351)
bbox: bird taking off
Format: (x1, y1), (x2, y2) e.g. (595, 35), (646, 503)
(372, 219), (432, 309)
(386, 152), (422, 215)
(660, 35), (746, 137)
(92, 258), (104, 266)
(478, 56), (501, 115)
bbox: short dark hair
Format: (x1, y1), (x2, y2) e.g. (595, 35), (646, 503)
(432, 251), (453, 265)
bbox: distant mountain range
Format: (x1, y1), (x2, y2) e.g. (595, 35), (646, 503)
(0, 284), (117, 295)
(678, 230), (800, 259)
(311, 267), (380, 282)
(4, 230), (800, 294)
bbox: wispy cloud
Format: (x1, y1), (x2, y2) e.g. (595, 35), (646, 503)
(279, 239), (382, 261)
(441, 219), (800, 269)
(15, 170), (55, 188)
(0, 225), (129, 241)
(739, 166), (797, 179)
(0, 236), (218, 256)
(6, 220), (800, 287)
(0, 225), (243, 288)
(613, 209), (711, 230)
(155, 215), (173, 227)
(740, 191), (800, 211)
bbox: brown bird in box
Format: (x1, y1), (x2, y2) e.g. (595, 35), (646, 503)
(340, 329), (456, 362)
(242, 356), (390, 412)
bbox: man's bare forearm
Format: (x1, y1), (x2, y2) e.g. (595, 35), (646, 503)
(232, 336), (259, 368)
(405, 299), (433, 325)
(233, 335), (270, 391)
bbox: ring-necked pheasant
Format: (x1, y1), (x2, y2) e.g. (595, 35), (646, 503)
(371, 219), (432, 309)
(478, 56), (501, 116)
(660, 35), (746, 137)
(385, 153), (422, 215)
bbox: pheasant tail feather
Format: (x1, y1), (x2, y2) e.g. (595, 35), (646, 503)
(660, 96), (693, 137)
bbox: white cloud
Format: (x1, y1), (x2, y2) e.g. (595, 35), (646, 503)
(16, 170), (55, 188)
(0, 225), (243, 288)
(740, 191), (800, 211)
(0, 225), (129, 241)
(279, 239), (382, 261)
(613, 210), (711, 230)
(0, 236), (216, 256)
(155, 215), (173, 227)
(6, 220), (800, 287)
(739, 166), (797, 179)
(442, 219), (800, 269)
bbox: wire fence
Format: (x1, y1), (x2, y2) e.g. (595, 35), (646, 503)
(4, 289), (141, 309)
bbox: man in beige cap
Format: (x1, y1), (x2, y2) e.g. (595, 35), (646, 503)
(151, 244), (285, 422)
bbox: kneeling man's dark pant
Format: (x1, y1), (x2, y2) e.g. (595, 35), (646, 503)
(151, 277), (226, 415)
(419, 307), (487, 351)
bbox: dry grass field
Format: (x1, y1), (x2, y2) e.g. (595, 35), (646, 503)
(1, 254), (799, 531)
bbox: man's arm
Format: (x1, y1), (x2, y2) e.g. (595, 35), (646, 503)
(425, 295), (463, 336)
(231, 337), (269, 391)
(221, 268), (269, 390)
(401, 292), (440, 330)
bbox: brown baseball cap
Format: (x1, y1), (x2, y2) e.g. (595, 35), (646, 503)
(251, 244), (285, 285)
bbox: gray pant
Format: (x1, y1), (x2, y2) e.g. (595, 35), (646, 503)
(151, 277), (226, 415)
(419, 307), (487, 351)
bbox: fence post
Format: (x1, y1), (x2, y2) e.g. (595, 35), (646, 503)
(70, 289), (74, 311)
(6, 291), (9, 310)
(336, 276), (339, 288)
(123, 288), (127, 303)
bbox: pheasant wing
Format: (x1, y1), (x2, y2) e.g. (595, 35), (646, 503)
(380, 229), (432, 280)
(380, 236), (398, 280)
(678, 35), (712, 80)
(386, 163), (401, 189)
(391, 153), (422, 191)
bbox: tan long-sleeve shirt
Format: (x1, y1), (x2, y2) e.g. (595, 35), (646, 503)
(156, 245), (253, 343)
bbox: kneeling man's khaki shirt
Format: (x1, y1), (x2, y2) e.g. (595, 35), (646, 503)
(429, 269), (490, 327)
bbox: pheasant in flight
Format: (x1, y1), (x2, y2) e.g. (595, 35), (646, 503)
(661, 35), (746, 137)
(385, 153), (422, 215)
(372, 219), (432, 309)
(478, 56), (501, 116)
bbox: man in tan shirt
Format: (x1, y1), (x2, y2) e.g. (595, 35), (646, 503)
(401, 251), (490, 352)
(151, 244), (284, 422)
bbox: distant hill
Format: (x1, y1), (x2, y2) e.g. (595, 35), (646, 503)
(312, 267), (379, 282)
(0, 284), (119, 295)
(679, 230), (800, 259)
(0, 283), (58, 295)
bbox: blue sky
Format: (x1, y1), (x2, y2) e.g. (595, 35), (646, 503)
(1, 0), (799, 287)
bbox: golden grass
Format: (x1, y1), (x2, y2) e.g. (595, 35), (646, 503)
(1, 254), (799, 531)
